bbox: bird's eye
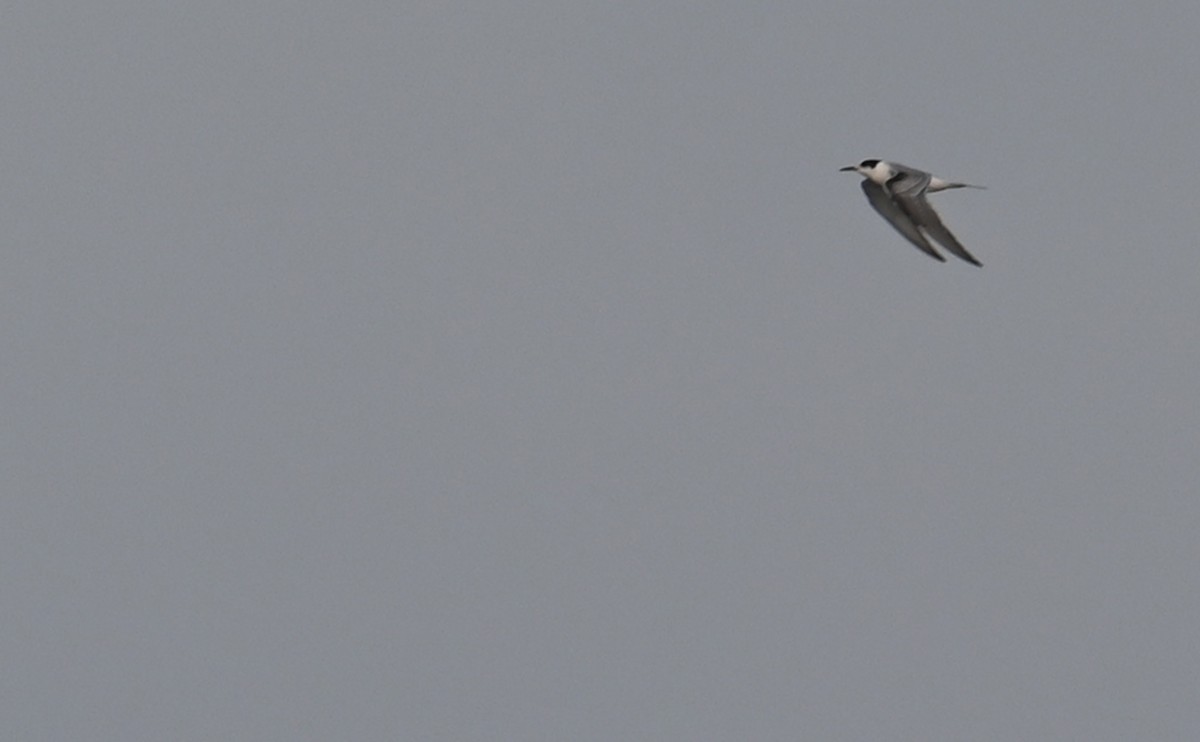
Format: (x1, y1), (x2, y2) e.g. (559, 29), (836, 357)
(861, 159), (879, 169)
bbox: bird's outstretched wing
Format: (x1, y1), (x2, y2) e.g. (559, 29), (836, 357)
(860, 180), (945, 262)
(893, 190), (983, 267)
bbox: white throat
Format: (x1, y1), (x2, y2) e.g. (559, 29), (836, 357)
(863, 161), (894, 185)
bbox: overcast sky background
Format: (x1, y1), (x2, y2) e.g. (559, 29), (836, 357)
(3, 2), (1199, 740)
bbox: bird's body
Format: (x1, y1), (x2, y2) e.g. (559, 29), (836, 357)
(839, 159), (984, 266)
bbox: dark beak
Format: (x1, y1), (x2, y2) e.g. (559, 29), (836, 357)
(838, 166), (856, 172)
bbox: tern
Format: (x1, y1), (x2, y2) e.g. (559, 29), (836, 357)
(840, 159), (984, 266)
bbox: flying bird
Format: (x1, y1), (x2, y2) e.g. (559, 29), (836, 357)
(839, 159), (984, 266)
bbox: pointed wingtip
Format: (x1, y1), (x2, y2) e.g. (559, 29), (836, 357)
(950, 248), (983, 267)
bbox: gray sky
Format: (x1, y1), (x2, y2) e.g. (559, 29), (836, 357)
(3, 2), (1199, 740)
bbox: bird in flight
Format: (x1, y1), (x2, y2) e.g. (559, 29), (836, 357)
(840, 159), (984, 266)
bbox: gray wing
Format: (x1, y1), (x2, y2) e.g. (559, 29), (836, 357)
(885, 162), (931, 181)
(892, 188), (983, 267)
(859, 180), (945, 262)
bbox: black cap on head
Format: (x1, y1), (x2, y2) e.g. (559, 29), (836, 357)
(860, 159), (880, 169)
